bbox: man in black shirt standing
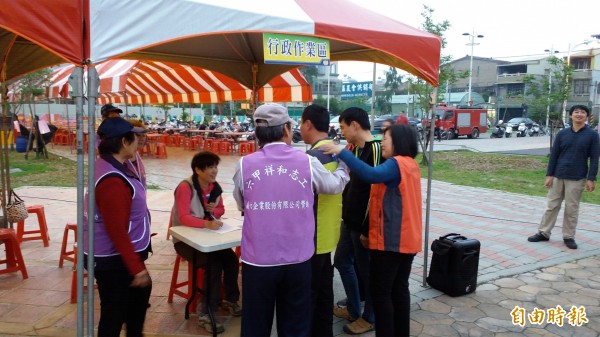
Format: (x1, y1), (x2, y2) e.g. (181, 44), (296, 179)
(528, 105), (600, 249)
(333, 107), (382, 334)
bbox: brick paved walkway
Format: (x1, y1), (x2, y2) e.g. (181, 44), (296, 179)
(0, 142), (597, 336)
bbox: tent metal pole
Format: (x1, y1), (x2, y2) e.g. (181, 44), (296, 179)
(422, 88), (437, 288)
(0, 65), (10, 229)
(68, 66), (86, 337)
(86, 66), (100, 336)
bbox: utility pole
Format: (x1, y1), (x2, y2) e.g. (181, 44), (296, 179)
(544, 48), (559, 128)
(463, 30), (484, 104)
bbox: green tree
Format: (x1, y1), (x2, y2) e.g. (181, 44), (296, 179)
(12, 68), (52, 116)
(339, 97), (370, 113)
(313, 95), (343, 114)
(180, 107), (189, 122)
(379, 66), (403, 114)
(375, 95), (390, 114)
(299, 66), (319, 88)
(156, 103), (173, 121)
(522, 55), (570, 126)
(407, 5), (461, 164)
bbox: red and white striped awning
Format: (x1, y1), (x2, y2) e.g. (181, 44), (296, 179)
(47, 60), (312, 104)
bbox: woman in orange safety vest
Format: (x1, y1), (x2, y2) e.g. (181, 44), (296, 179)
(321, 124), (422, 337)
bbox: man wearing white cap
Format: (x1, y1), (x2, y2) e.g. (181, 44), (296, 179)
(233, 103), (349, 337)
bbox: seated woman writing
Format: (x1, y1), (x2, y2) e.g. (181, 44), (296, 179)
(171, 151), (241, 334)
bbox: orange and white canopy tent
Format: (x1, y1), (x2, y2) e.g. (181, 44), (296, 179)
(47, 60), (312, 104)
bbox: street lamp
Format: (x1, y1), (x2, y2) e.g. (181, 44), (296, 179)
(561, 40), (592, 123)
(463, 30), (484, 104)
(543, 48), (559, 128)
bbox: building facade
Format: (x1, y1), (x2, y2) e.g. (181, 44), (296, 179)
(448, 49), (600, 124)
(312, 62), (342, 99)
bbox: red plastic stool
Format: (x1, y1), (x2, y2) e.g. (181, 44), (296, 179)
(210, 140), (222, 154)
(169, 134), (179, 147)
(58, 223), (77, 268)
(219, 141), (233, 155)
(204, 139), (216, 153)
(70, 243), (97, 303)
(168, 254), (202, 312)
(16, 205), (50, 247)
(155, 143), (168, 159)
(238, 141), (250, 156)
(166, 210), (173, 240)
(166, 135), (176, 147)
(0, 228), (28, 279)
(178, 136), (189, 148)
(184, 137), (196, 151)
(235, 246), (242, 267)
(140, 141), (152, 157)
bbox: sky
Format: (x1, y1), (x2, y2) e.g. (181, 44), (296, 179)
(340, 0), (600, 82)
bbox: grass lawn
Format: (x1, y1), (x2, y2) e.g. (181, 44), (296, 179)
(8, 149), (81, 188)
(6, 148), (600, 205)
(419, 150), (600, 205)
(6, 150), (167, 189)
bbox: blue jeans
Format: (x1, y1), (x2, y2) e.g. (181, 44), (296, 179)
(333, 222), (375, 324)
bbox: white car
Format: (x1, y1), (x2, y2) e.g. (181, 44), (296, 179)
(330, 116), (340, 133)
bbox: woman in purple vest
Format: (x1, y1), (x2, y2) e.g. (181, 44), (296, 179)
(84, 117), (152, 337)
(233, 103), (349, 337)
(126, 119), (148, 187)
(171, 151), (241, 334)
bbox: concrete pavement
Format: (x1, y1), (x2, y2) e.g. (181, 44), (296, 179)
(0, 139), (598, 336)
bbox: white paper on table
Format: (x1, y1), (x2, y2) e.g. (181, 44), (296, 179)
(38, 120), (51, 134)
(213, 222), (242, 234)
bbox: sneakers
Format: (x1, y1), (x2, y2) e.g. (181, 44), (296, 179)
(333, 306), (356, 322)
(564, 238), (578, 249)
(221, 300), (242, 316)
(198, 314), (224, 334)
(343, 317), (374, 335)
(527, 232), (549, 242)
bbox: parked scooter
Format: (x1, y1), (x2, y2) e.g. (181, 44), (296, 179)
(516, 122), (527, 137)
(504, 123), (512, 137)
(490, 121), (506, 138)
(517, 122), (540, 137)
(292, 126), (303, 143)
(328, 125), (341, 144)
(530, 123), (540, 136)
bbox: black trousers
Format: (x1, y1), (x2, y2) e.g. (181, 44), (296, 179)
(370, 250), (415, 337)
(310, 252), (334, 337)
(174, 241), (240, 312)
(241, 260), (311, 337)
(95, 269), (152, 337)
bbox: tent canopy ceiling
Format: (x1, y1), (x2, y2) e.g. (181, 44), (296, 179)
(43, 60), (312, 104)
(0, 0), (85, 81)
(89, 0), (441, 87)
(1, 0), (441, 87)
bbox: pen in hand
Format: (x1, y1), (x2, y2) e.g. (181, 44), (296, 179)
(206, 216), (224, 230)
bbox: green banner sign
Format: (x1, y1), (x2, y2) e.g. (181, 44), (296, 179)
(263, 33), (330, 66)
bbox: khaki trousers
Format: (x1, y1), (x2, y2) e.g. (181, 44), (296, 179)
(538, 178), (586, 239)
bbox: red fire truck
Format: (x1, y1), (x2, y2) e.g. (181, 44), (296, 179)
(422, 104), (488, 139)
